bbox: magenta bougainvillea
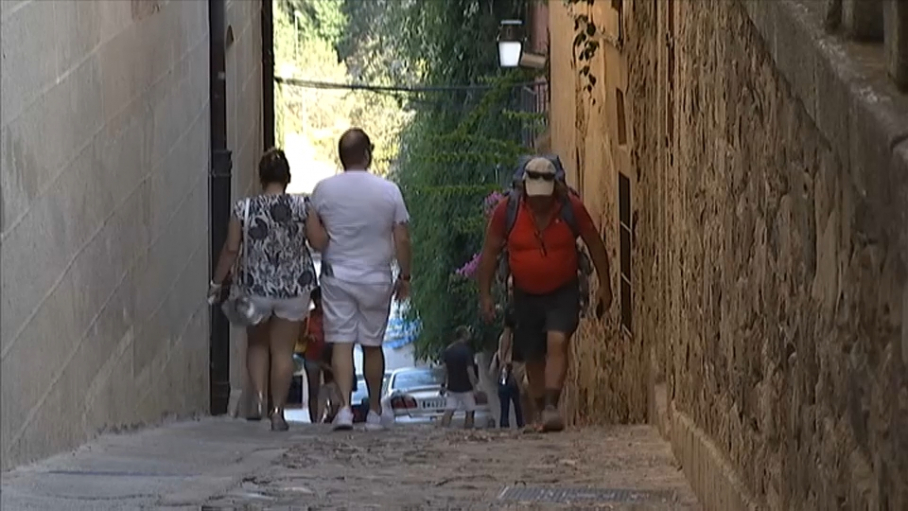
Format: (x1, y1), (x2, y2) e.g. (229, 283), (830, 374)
(454, 190), (508, 279)
(483, 191), (506, 214)
(454, 252), (481, 278)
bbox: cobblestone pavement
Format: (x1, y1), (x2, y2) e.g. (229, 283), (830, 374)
(205, 423), (700, 510)
(1, 418), (700, 510)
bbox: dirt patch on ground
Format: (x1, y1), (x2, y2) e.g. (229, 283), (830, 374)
(204, 424), (701, 510)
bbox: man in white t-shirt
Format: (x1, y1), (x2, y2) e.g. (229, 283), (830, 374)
(309, 128), (412, 431)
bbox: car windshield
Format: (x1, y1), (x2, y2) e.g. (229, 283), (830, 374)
(392, 369), (444, 390)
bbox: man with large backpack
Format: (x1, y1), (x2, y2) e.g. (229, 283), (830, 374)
(477, 155), (613, 432)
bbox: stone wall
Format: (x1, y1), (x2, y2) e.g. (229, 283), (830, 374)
(223, 0), (265, 419)
(0, 0), (262, 470)
(549, 0), (649, 425)
(550, 0), (907, 508)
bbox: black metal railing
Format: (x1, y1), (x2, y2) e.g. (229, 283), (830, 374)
(518, 81), (550, 149)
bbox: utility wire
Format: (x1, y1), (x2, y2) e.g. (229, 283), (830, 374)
(274, 76), (541, 93)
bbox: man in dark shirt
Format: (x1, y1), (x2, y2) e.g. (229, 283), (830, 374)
(440, 326), (478, 429)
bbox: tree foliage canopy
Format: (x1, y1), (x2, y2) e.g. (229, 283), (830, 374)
(338, 0), (542, 360)
(273, 0), (408, 176)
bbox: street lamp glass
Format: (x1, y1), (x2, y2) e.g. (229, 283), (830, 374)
(498, 41), (523, 67)
(498, 19), (524, 68)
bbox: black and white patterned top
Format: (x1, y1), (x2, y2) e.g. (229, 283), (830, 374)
(232, 194), (317, 299)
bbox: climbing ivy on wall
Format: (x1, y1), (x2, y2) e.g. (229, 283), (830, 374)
(565, 0), (602, 92)
(397, 73), (544, 361)
(337, 0), (542, 360)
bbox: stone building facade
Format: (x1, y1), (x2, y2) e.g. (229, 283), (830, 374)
(549, 0), (907, 509)
(0, 0), (263, 470)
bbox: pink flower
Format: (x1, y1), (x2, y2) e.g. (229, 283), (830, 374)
(483, 191), (506, 216)
(453, 191), (509, 279)
(454, 252), (481, 279)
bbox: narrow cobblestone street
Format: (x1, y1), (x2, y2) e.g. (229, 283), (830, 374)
(1, 418), (699, 510)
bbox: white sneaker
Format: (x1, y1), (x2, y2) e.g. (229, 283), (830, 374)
(379, 397), (397, 426)
(365, 410), (385, 431)
(364, 407), (396, 431)
(332, 407), (354, 431)
(381, 406), (397, 428)
(381, 406), (395, 428)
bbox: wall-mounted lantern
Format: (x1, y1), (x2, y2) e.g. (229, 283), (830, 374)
(498, 19), (546, 69)
(498, 20), (524, 67)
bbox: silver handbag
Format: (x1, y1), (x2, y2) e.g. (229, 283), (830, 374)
(221, 198), (266, 327)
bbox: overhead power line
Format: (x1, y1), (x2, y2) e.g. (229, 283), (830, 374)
(274, 76), (540, 93)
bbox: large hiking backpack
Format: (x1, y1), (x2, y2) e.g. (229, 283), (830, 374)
(497, 155), (594, 316)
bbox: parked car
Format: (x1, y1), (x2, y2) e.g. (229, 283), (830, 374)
(385, 367), (495, 428)
(350, 372), (391, 423)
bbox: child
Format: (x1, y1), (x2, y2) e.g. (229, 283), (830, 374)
(317, 342), (358, 423)
(318, 355), (341, 422)
(301, 287), (324, 423)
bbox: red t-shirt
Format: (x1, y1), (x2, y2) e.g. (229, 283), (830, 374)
(488, 195), (595, 295)
(303, 309), (325, 361)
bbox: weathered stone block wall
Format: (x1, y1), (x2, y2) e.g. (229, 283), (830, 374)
(552, 0), (907, 508)
(0, 0), (262, 470)
(644, 0), (907, 509)
(549, 0), (649, 425)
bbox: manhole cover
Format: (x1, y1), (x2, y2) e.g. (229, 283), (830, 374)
(498, 486), (676, 504)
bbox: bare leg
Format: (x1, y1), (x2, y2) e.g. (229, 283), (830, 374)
(331, 342), (355, 408)
(268, 317), (302, 431)
(520, 392), (535, 427)
(440, 410), (454, 427)
(541, 331), (571, 432)
(524, 359), (546, 426)
(464, 411), (475, 429)
(362, 345), (385, 413)
(317, 384), (330, 422)
(246, 321), (271, 420)
(306, 365), (321, 424)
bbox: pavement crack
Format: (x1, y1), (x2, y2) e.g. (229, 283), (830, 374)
(434, 474), (487, 487)
(54, 493), (158, 501)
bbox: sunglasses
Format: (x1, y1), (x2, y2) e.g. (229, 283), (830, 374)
(525, 171), (555, 181)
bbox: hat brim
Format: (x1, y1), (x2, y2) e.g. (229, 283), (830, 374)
(524, 179), (555, 196)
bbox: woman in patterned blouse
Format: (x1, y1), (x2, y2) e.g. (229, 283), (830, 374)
(208, 148), (326, 431)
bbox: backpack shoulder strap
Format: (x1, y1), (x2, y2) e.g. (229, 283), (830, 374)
(560, 194), (581, 238)
(503, 190), (520, 239)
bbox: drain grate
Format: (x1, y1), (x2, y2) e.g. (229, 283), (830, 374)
(498, 486), (676, 504)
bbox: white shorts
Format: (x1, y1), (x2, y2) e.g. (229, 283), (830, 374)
(445, 391), (476, 412)
(249, 295), (308, 321)
(321, 275), (394, 347)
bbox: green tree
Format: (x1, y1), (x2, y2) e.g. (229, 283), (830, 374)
(272, 0), (408, 175)
(277, 0), (542, 359)
(396, 74), (538, 362)
(337, 0), (539, 360)
(277, 0), (346, 47)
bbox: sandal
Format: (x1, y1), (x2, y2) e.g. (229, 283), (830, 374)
(270, 408), (289, 431)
